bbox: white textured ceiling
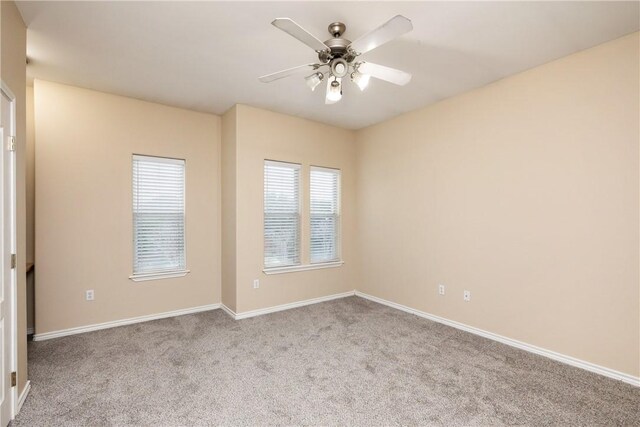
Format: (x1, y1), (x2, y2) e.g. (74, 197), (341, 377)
(16, 1), (640, 130)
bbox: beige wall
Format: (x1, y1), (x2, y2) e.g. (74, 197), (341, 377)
(355, 33), (640, 377)
(34, 80), (221, 334)
(221, 106), (237, 312)
(228, 105), (357, 314)
(25, 86), (33, 265)
(1, 0), (29, 396)
(26, 86), (34, 333)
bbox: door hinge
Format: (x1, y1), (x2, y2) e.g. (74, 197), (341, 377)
(10, 254), (16, 269)
(10, 372), (16, 387)
(8, 136), (15, 152)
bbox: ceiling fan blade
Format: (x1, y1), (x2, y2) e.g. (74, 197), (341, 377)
(348, 15), (413, 55)
(259, 63), (317, 83)
(272, 18), (329, 53)
(358, 62), (412, 86)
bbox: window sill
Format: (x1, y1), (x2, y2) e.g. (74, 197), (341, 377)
(129, 270), (190, 282)
(263, 261), (344, 275)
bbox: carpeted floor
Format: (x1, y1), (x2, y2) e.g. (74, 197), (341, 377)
(13, 296), (640, 426)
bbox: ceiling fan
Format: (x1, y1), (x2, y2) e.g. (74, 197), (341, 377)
(258, 15), (413, 104)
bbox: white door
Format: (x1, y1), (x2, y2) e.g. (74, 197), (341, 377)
(0, 87), (16, 426)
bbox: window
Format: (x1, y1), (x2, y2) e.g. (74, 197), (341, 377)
(264, 161), (301, 268)
(131, 155), (187, 280)
(310, 166), (341, 263)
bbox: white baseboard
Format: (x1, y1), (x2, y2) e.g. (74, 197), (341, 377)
(26, 327), (34, 335)
(355, 291), (640, 387)
(15, 380), (30, 416)
(224, 291), (356, 320)
(33, 303), (221, 341)
(220, 303), (236, 319)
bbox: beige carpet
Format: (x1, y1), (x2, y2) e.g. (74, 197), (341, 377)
(13, 296), (640, 426)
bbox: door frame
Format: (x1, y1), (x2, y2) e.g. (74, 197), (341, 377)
(0, 80), (18, 420)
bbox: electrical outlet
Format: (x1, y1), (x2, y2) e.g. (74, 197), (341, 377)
(253, 279), (259, 289)
(463, 290), (471, 302)
(438, 284), (445, 295)
(86, 290), (95, 301)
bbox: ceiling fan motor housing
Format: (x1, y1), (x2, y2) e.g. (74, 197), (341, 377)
(319, 38), (355, 63)
(318, 22), (356, 63)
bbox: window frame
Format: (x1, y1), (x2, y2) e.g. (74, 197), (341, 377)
(309, 165), (342, 265)
(263, 159), (302, 271)
(262, 161), (344, 275)
(129, 154), (189, 282)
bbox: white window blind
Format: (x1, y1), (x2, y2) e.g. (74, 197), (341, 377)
(264, 161), (301, 268)
(132, 155), (186, 276)
(310, 166), (341, 263)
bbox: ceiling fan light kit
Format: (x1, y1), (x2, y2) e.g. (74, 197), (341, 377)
(351, 71), (370, 91)
(305, 72), (324, 91)
(326, 77), (342, 104)
(259, 15), (413, 104)
(330, 58), (349, 78)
